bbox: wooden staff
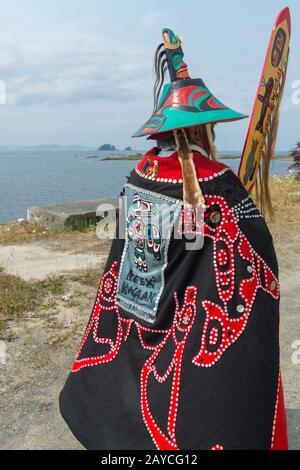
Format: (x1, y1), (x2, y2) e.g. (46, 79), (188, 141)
(174, 129), (206, 214)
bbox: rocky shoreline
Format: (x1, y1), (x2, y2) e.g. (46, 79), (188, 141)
(101, 153), (143, 161)
(100, 153), (292, 162)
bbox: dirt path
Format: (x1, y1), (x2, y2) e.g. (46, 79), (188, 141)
(0, 223), (299, 449)
(0, 231), (111, 281)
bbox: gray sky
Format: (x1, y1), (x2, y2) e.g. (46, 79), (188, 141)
(0, 0), (299, 150)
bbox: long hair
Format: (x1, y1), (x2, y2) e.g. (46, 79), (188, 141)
(158, 124), (220, 162)
(205, 124), (220, 162)
(153, 43), (168, 112)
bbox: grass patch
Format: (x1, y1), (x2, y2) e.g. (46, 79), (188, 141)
(270, 175), (300, 213)
(266, 175), (300, 240)
(252, 175), (299, 222)
(0, 220), (98, 244)
(69, 266), (103, 287)
(0, 272), (65, 330)
(0, 222), (59, 244)
(65, 217), (98, 232)
(39, 277), (65, 296)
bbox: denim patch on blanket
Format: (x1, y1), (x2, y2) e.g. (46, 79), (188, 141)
(117, 184), (182, 323)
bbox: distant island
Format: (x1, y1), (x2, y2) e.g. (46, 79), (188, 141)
(98, 144), (116, 151)
(102, 153), (143, 161)
(32, 144), (93, 150)
(98, 145), (135, 152)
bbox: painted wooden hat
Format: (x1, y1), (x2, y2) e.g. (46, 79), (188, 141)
(133, 28), (247, 139)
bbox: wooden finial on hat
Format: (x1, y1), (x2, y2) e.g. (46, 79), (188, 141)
(162, 28), (190, 82)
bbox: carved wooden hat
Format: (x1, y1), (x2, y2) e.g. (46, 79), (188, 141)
(133, 28), (247, 139)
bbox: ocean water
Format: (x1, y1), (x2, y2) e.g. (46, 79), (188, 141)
(0, 148), (291, 223)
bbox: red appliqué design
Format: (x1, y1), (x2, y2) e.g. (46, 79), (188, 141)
(192, 195), (279, 368)
(211, 444), (224, 450)
(72, 262), (123, 372)
(139, 287), (197, 450)
(71, 194), (280, 450)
